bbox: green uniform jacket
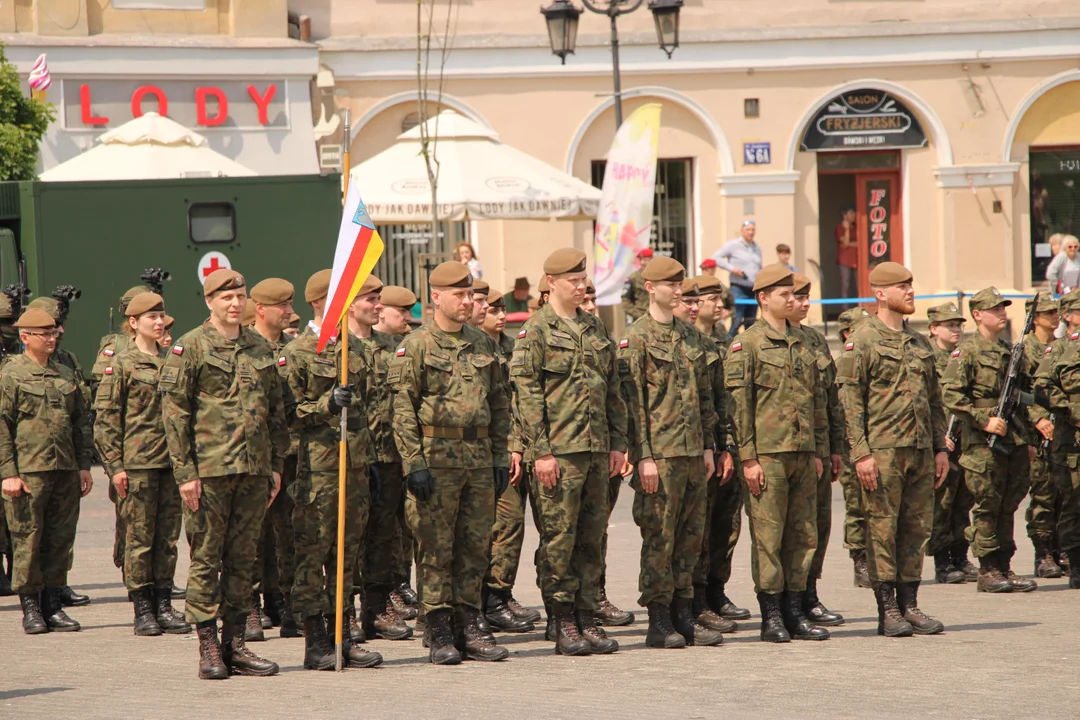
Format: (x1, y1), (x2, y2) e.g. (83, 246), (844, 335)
(837, 316), (946, 462)
(794, 324), (845, 457)
(686, 320), (729, 451)
(511, 304), (628, 459)
(160, 321), (288, 484)
(941, 332), (1030, 450)
(0, 354), (93, 478)
(356, 329), (400, 465)
(620, 270), (650, 321)
(389, 321), (511, 475)
(92, 332), (131, 386)
(619, 314), (718, 461)
(725, 319), (827, 462)
(1024, 333), (1056, 427)
(93, 343), (170, 476)
(1034, 337), (1080, 450)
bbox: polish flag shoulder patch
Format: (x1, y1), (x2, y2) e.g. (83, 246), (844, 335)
(518, 330), (527, 339)
(1046, 345), (1054, 354)
(619, 338), (629, 348)
(845, 342), (854, 351)
(172, 345), (184, 356)
(396, 347), (406, 357)
(277, 356), (287, 367)
(1072, 332), (1079, 341)
(951, 349), (961, 357)
(731, 342), (742, 352)
(102, 348), (114, 357)
(104, 366), (113, 375)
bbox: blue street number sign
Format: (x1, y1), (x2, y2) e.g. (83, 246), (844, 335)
(743, 142), (771, 165)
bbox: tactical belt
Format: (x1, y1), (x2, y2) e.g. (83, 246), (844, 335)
(421, 425), (489, 440)
(972, 398), (999, 408)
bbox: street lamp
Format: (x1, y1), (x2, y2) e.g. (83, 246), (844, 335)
(540, 0), (684, 127)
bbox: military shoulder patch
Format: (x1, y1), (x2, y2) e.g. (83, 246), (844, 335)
(102, 348), (115, 357)
(172, 345), (184, 356)
(951, 349), (960, 357)
(518, 330), (527, 339)
(731, 342), (742, 352)
(619, 338), (629, 348)
(104, 366), (113, 375)
(1072, 332), (1079, 341)
(278, 356), (287, 366)
(1046, 345), (1054, 354)
(396, 347), (406, 356)
(845, 342), (854, 351)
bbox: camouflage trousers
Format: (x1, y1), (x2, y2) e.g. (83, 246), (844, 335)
(183, 474), (269, 625)
(926, 465), (973, 557)
(291, 470), (369, 620)
(633, 456), (707, 606)
(599, 475), (624, 590)
(862, 447), (933, 584)
(253, 512), (279, 595)
(118, 468), (182, 593)
(355, 461), (405, 595)
(744, 452), (817, 595)
(254, 455), (298, 597)
(406, 466), (494, 619)
(2, 471), (81, 594)
(693, 467), (744, 587)
(1050, 449), (1080, 552)
(838, 456), (866, 552)
(960, 445), (1030, 559)
(808, 470), (834, 580)
(485, 480), (528, 594)
(390, 504), (415, 588)
(1026, 449), (1059, 543)
(109, 482), (126, 571)
(0, 496), (8, 556)
(532, 452), (609, 609)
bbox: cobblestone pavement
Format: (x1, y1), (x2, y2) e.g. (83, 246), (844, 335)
(2, 468), (1078, 719)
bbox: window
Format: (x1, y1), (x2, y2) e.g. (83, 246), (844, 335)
(189, 203), (236, 244)
(1030, 147), (1080, 284)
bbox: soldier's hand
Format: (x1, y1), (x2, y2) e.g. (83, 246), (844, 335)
(1036, 418), (1054, 440)
(112, 470), (129, 500)
(718, 451), (734, 485)
(406, 469), (435, 502)
(494, 467), (510, 498)
(620, 459), (634, 478)
(1, 476), (28, 497)
(369, 465), (382, 504)
(830, 454), (843, 482)
(638, 459), (660, 494)
(608, 451), (626, 479)
(268, 472), (281, 508)
(742, 460), (764, 497)
(510, 452), (523, 486)
(945, 436), (955, 453)
(180, 479), (203, 511)
(79, 470), (93, 497)
(535, 455), (561, 489)
(983, 416), (1007, 436)
(855, 455), (878, 491)
(814, 458), (824, 479)
(703, 449), (716, 481)
(328, 385), (354, 415)
(933, 452), (949, 488)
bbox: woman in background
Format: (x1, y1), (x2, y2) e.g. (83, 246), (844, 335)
(455, 242), (484, 280)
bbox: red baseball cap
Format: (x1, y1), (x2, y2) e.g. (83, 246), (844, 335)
(638, 247), (654, 259)
(699, 258), (717, 269)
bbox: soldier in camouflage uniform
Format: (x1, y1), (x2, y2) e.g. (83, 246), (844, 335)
(1021, 294), (1065, 579)
(838, 262), (948, 637)
(160, 269), (288, 680)
(0, 308), (94, 634)
(0, 293), (15, 597)
(620, 247), (653, 322)
(789, 274), (846, 626)
(247, 278), (300, 640)
(389, 261), (511, 665)
(93, 292), (190, 637)
(835, 306), (873, 588)
(512, 249), (629, 656)
(698, 259), (736, 339)
(620, 256), (722, 649)
(923, 302), (975, 585)
(726, 264), (829, 643)
(942, 287), (1039, 594)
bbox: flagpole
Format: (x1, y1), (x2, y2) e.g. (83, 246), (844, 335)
(334, 108), (351, 672)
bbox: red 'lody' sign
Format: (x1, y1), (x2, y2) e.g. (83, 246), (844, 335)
(74, 82), (281, 128)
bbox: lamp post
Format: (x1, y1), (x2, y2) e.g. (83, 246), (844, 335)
(541, 0), (683, 128)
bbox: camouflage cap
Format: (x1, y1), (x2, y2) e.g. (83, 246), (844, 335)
(241, 298), (257, 326)
(471, 278), (489, 296)
(429, 261), (472, 288)
(927, 302), (964, 324)
(487, 290), (505, 308)
(203, 269), (245, 296)
(358, 274), (384, 297)
(752, 264), (794, 293)
(792, 273), (812, 295)
(380, 286), (417, 308)
(1024, 293), (1059, 315)
(1059, 289), (1080, 314)
(543, 248), (587, 275)
(641, 256), (685, 283)
(27, 297), (60, 321)
(250, 278), (294, 305)
(868, 261), (913, 286)
(14, 308), (56, 329)
(125, 292), (165, 317)
(305, 269), (332, 303)
(837, 306), (872, 333)
(968, 286), (1012, 312)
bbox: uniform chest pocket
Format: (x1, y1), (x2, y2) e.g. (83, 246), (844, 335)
(907, 346), (933, 376)
(875, 345), (903, 375)
(543, 340), (575, 374)
(249, 356), (276, 389)
(199, 352), (235, 397)
(130, 368), (159, 386)
(470, 354), (495, 388)
(590, 337), (613, 369)
(53, 379), (77, 412)
(17, 382), (46, 416)
(424, 352), (456, 394)
(974, 358), (1001, 391)
(756, 349), (786, 389)
(1060, 364), (1080, 394)
(309, 359), (338, 396)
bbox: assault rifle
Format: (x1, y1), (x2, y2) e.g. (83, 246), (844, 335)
(987, 293), (1039, 455)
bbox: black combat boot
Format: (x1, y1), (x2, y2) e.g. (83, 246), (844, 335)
(43, 588), (81, 631)
(132, 588), (163, 636)
(1000, 550), (1037, 592)
(264, 591), (285, 627)
(896, 581), (944, 635)
(693, 584), (736, 632)
(475, 608), (496, 644)
(362, 588), (413, 640)
(756, 593), (790, 643)
(345, 602), (365, 643)
(934, 550), (966, 584)
(243, 594), (266, 642)
(803, 577), (844, 626)
(707, 581), (751, 621)
(425, 608), (462, 665)
(171, 584), (186, 600)
(552, 601), (592, 656)
(19, 593), (48, 635)
(56, 585), (90, 607)
(576, 607), (618, 654)
(672, 596), (723, 647)
(330, 612), (384, 668)
(221, 615), (279, 676)
(645, 602), (686, 649)
(196, 620), (229, 680)
(953, 543), (978, 582)
(397, 581), (419, 605)
(485, 588), (534, 633)
(976, 554), (1013, 593)
(507, 595), (542, 624)
(155, 588), (192, 634)
(874, 582), (914, 637)
(455, 605), (509, 661)
(544, 599), (557, 642)
(279, 592), (302, 638)
(782, 591), (829, 641)
(595, 585), (634, 626)
(301, 615), (337, 671)
(1068, 548), (1080, 589)
(851, 550), (872, 588)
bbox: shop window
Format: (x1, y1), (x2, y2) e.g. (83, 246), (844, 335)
(817, 152), (899, 172)
(1030, 147), (1080, 285)
(189, 203), (236, 244)
(112, 0), (206, 9)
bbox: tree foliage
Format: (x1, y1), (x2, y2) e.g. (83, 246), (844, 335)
(0, 43), (55, 181)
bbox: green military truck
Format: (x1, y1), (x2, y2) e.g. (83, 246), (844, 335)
(0, 174), (343, 368)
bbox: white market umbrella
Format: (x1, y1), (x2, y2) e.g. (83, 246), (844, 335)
(40, 112), (256, 181)
(351, 109), (600, 222)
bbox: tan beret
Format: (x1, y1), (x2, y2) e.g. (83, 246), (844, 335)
(14, 307), (56, 329)
(681, 278), (701, 297)
(543, 248), (587, 276)
(488, 290), (505, 307)
(241, 298), (257, 326)
(585, 278), (596, 295)
(123, 285), (151, 300)
(641, 256), (686, 283)
(792, 273), (812, 295)
(867, 261), (912, 287)
(430, 261), (472, 288)
(752, 264), (794, 293)
(471, 279), (490, 296)
(250, 278), (295, 305)
(305, 269), (332, 303)
(358, 274), (384, 297)
(538, 276), (550, 293)
(203, 268), (246, 296)
(125, 292), (165, 317)
(691, 275), (722, 294)
(27, 297), (60, 321)
(927, 302), (964, 324)
(164, 314), (176, 329)
(288, 313), (300, 327)
(380, 286), (417, 308)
